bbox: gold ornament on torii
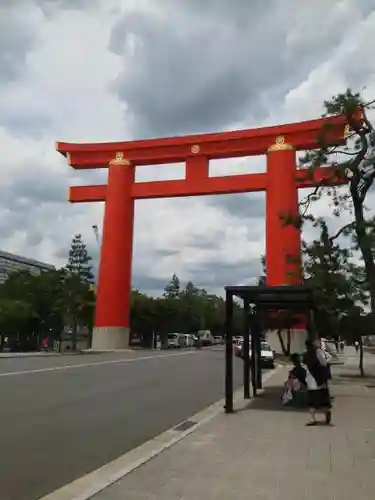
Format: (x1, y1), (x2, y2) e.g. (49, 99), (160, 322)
(267, 135), (294, 152)
(109, 152), (132, 166)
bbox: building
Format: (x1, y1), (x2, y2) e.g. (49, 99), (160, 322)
(0, 250), (55, 285)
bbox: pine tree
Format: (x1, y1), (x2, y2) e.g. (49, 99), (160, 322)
(163, 273), (180, 298)
(66, 234), (94, 284)
(64, 234), (94, 350)
(181, 281), (200, 296)
(302, 220), (363, 337)
(281, 89), (375, 375)
(288, 89), (375, 324)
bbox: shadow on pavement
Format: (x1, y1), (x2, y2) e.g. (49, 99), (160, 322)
(334, 373), (375, 382)
(235, 385), (307, 413)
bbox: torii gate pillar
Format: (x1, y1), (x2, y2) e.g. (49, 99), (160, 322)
(92, 153), (134, 350)
(266, 137), (301, 285)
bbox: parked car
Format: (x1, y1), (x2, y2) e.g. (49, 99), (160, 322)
(213, 336), (223, 345)
(179, 333), (188, 348)
(167, 333), (181, 348)
(244, 341), (275, 368)
(234, 339), (244, 357)
(259, 342), (275, 368)
(183, 334), (196, 347)
(233, 335), (243, 344)
(197, 330), (213, 346)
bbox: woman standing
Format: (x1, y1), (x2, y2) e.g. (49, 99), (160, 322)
(303, 339), (332, 426)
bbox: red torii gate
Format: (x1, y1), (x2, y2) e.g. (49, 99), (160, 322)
(57, 115), (348, 349)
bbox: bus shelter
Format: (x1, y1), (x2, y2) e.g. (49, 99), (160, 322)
(224, 284), (316, 413)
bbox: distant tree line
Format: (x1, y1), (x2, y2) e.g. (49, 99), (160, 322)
(130, 274), (244, 347)
(0, 236), (245, 351)
(0, 234), (95, 351)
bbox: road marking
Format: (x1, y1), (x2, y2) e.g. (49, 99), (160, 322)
(38, 366), (285, 500)
(0, 350), (201, 377)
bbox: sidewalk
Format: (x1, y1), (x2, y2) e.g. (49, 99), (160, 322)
(92, 349), (375, 500)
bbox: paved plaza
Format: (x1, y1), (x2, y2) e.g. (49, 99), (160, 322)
(92, 349), (375, 500)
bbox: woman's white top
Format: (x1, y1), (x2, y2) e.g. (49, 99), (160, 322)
(305, 348), (328, 391)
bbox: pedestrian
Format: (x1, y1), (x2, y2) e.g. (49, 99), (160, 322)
(322, 341), (333, 380)
(41, 337), (49, 351)
(289, 353), (307, 387)
(354, 340), (359, 353)
(282, 353), (307, 406)
(303, 339), (332, 426)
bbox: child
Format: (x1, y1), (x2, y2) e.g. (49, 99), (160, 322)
(282, 353), (307, 406)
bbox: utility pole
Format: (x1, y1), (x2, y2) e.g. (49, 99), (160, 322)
(90, 225), (101, 349)
(91, 225), (101, 295)
(92, 225), (101, 248)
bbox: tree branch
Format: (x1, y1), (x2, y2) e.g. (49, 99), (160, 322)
(361, 107), (374, 132)
(333, 149), (362, 156)
(299, 184), (321, 206)
(329, 222), (356, 242)
(298, 181), (326, 218)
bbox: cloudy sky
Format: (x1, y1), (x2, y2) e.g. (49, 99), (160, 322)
(1, 0), (375, 296)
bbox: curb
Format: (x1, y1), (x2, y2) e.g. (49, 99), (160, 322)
(80, 349), (134, 354)
(0, 349), (148, 358)
(0, 352), (64, 359)
(39, 365), (285, 500)
(0, 350), (133, 359)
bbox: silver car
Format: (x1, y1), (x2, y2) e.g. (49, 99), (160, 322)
(234, 339), (244, 357)
(245, 341), (275, 368)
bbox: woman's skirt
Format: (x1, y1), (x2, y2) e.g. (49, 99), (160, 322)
(307, 387), (331, 409)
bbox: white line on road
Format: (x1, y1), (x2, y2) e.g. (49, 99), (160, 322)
(0, 350), (201, 378)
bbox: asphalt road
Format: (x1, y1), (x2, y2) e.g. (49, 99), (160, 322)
(0, 349), (243, 500)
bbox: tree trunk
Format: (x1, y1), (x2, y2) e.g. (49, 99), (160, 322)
(359, 338), (365, 377)
(353, 196), (375, 325)
(286, 328), (291, 356)
(276, 329), (288, 356)
(72, 321), (77, 351)
(351, 193), (375, 378)
(88, 328), (93, 349)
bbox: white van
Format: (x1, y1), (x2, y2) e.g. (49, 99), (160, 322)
(183, 334), (196, 347)
(167, 333), (180, 348)
(178, 333), (187, 348)
(197, 330), (213, 346)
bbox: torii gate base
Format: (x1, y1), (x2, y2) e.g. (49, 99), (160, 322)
(92, 327), (126, 350)
(57, 115), (348, 350)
